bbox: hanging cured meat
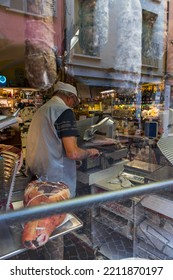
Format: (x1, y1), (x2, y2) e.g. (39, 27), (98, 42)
(25, 1), (57, 90)
(22, 180), (70, 249)
(78, 0), (109, 56)
(113, 0), (142, 92)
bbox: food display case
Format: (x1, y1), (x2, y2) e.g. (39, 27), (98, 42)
(89, 158), (173, 260)
(0, 213), (83, 260)
(0, 146), (83, 260)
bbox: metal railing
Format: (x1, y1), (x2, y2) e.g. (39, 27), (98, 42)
(0, 179), (173, 224)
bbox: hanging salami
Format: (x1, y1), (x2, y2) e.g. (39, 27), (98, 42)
(25, 1), (57, 90)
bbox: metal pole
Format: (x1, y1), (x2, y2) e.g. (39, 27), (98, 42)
(0, 179), (173, 224)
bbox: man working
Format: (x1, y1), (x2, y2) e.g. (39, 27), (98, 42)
(25, 81), (100, 259)
(26, 81), (99, 197)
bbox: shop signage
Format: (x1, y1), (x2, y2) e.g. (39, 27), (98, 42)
(0, 75), (7, 86)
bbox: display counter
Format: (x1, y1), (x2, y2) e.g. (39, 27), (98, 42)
(77, 159), (128, 186)
(0, 174), (83, 260)
(89, 161), (173, 260)
(1, 154), (173, 260)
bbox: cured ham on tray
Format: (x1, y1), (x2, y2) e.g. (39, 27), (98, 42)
(22, 180), (70, 249)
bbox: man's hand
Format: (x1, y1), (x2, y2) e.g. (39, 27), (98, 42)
(62, 136), (100, 161)
(87, 148), (101, 159)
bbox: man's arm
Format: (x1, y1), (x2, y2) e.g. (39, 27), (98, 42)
(62, 136), (100, 160)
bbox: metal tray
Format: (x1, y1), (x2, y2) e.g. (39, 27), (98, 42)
(123, 160), (161, 176)
(0, 213), (83, 259)
(146, 165), (173, 182)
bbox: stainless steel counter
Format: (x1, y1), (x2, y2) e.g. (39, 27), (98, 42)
(0, 174), (83, 259)
(0, 214), (83, 259)
(77, 159), (128, 185)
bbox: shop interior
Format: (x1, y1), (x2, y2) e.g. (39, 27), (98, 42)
(0, 0), (173, 261)
(0, 81), (173, 260)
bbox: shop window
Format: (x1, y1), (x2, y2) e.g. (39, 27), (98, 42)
(73, 0), (109, 57)
(142, 9), (159, 68)
(0, 0), (10, 7)
(10, 0), (24, 11)
(6, 0), (56, 17)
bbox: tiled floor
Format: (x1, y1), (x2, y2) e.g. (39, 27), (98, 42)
(64, 220), (133, 260)
(8, 219), (133, 260)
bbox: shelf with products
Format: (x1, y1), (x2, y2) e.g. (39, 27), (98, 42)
(113, 104), (136, 120)
(0, 87), (39, 99)
(114, 84), (164, 135)
(0, 87), (38, 97)
(74, 99), (103, 119)
(0, 98), (16, 111)
(0, 87), (45, 116)
(115, 119), (140, 137)
(141, 89), (164, 105)
(75, 84), (164, 132)
(112, 103), (139, 136)
(141, 104), (164, 120)
(141, 83), (164, 114)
